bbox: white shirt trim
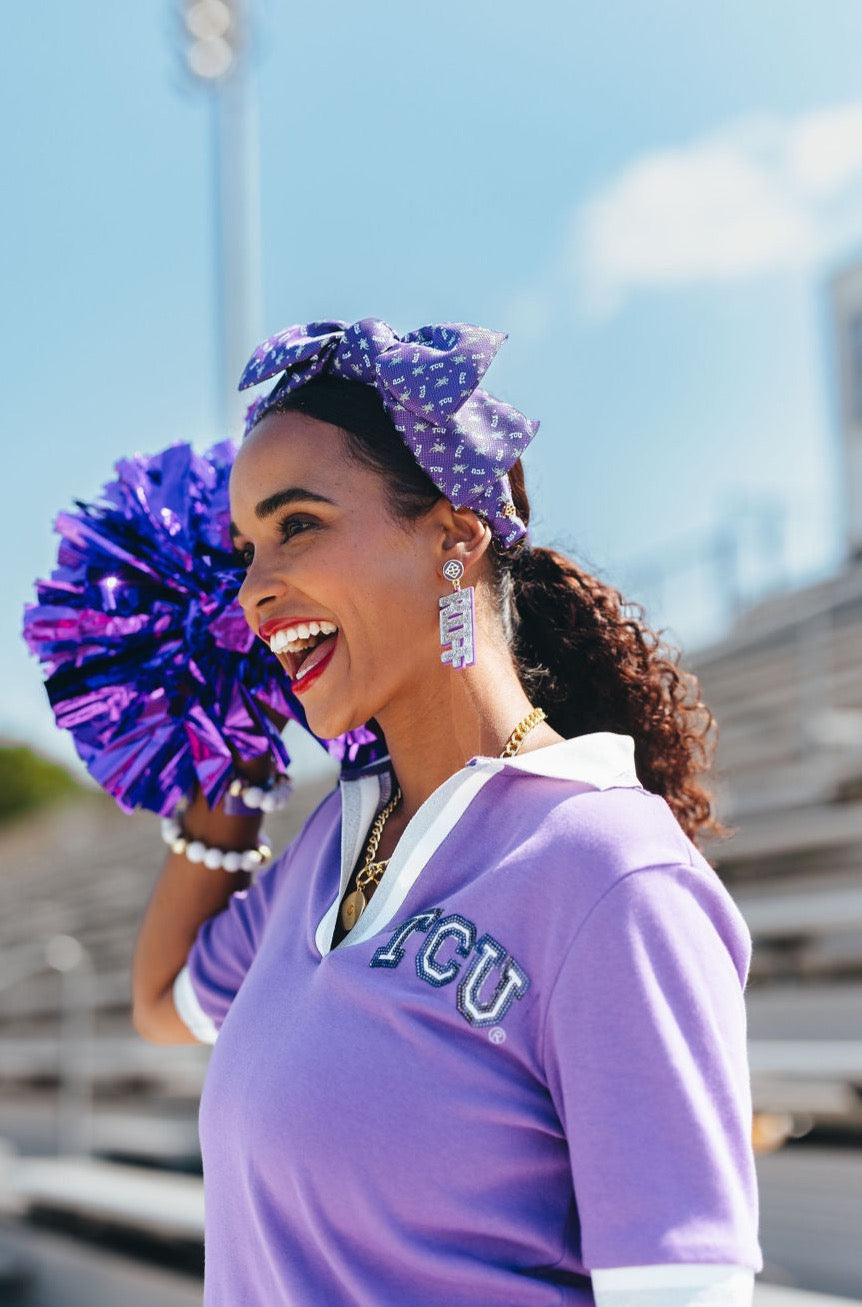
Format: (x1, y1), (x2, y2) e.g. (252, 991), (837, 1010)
(172, 964), (219, 1044)
(592, 1264), (753, 1307)
(316, 764), (496, 954)
(318, 732), (641, 955)
(339, 764), (496, 949)
(314, 773), (379, 955)
(477, 730), (639, 788)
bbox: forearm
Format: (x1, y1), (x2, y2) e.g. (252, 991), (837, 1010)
(131, 785), (264, 1042)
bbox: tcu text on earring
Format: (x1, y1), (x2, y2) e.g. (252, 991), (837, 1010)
(439, 559), (476, 669)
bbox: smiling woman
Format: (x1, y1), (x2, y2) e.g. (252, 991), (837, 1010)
(230, 402), (489, 743)
(131, 319), (763, 1307)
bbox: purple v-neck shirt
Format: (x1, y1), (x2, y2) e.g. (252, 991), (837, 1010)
(177, 734), (762, 1305)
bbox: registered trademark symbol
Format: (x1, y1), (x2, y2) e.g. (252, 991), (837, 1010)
(488, 1027), (506, 1044)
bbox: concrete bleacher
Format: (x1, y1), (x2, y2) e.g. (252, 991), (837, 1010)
(0, 1153), (204, 1241)
(694, 562), (862, 1138)
(0, 777), (333, 1093)
(0, 774), (339, 1192)
(696, 566), (862, 825)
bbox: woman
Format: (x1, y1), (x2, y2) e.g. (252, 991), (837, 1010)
(132, 319), (762, 1306)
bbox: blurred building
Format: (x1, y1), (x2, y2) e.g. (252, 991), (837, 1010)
(694, 259), (862, 1141)
(696, 566), (862, 1128)
(689, 258), (862, 1300)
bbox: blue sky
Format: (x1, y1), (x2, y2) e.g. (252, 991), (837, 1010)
(4, 0), (862, 770)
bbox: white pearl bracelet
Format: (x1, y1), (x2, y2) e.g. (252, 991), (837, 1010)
(160, 814), (272, 874)
(224, 774), (293, 815)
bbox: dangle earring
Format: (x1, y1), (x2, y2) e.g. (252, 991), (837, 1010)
(439, 559), (476, 669)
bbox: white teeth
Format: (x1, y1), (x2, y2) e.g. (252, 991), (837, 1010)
(268, 621), (337, 655)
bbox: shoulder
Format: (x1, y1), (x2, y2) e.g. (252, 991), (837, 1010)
(482, 775), (747, 969)
(548, 782), (695, 870)
(495, 773), (698, 889)
(575, 857), (752, 984)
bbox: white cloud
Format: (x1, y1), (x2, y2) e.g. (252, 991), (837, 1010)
(571, 102), (862, 316)
(785, 103), (862, 198)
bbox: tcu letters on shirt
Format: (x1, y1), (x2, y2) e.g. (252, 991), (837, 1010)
(174, 733), (763, 1306)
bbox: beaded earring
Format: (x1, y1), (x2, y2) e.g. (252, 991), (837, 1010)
(439, 559), (476, 669)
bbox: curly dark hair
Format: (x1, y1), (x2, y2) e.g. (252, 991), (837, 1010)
(504, 458), (727, 846)
(263, 375), (728, 849)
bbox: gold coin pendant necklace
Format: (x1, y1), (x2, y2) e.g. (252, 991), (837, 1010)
(340, 707), (547, 933)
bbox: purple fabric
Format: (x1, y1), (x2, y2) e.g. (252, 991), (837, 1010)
(22, 441), (384, 815)
(187, 769), (762, 1304)
(239, 318), (540, 549)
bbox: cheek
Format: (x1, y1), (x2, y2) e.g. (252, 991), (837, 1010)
(374, 572), (439, 660)
(345, 557), (437, 651)
(383, 547), (436, 608)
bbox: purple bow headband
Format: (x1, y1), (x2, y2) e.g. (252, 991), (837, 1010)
(238, 319), (540, 549)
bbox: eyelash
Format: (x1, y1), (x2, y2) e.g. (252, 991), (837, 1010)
(235, 516), (316, 569)
(278, 513), (316, 544)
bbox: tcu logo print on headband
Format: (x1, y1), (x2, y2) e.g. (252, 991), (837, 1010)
(238, 318), (541, 551)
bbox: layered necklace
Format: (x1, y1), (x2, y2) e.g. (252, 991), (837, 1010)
(340, 707), (547, 933)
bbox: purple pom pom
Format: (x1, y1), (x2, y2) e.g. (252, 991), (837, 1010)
(23, 442), (383, 815)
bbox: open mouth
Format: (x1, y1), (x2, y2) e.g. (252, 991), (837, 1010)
(268, 621), (339, 684)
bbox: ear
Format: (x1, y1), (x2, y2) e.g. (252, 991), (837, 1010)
(435, 501), (492, 578)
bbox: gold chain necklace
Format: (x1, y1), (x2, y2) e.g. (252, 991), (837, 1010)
(498, 706), (547, 757)
(340, 707), (547, 933)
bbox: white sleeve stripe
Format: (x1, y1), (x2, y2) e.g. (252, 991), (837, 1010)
(172, 965), (219, 1045)
(592, 1264), (753, 1307)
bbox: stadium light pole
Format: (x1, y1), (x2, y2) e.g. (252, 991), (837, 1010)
(183, 0), (263, 437)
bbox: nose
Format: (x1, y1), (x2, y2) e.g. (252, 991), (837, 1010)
(237, 555), (281, 624)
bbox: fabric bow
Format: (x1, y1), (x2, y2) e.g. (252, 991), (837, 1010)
(238, 318), (540, 549)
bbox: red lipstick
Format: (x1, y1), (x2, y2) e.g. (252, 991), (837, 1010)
(290, 635), (338, 695)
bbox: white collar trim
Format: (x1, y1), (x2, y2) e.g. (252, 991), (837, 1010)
(347, 731), (639, 792)
(468, 731), (640, 789)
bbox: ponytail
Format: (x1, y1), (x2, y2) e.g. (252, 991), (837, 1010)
(502, 465), (727, 850)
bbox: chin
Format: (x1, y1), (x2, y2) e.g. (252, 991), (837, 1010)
(300, 696), (372, 747)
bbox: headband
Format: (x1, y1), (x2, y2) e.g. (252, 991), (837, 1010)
(238, 318), (540, 549)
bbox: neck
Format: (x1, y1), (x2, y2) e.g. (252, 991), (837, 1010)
(374, 642), (563, 823)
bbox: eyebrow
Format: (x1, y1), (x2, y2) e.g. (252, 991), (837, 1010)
(229, 487), (336, 540)
(255, 486), (336, 521)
